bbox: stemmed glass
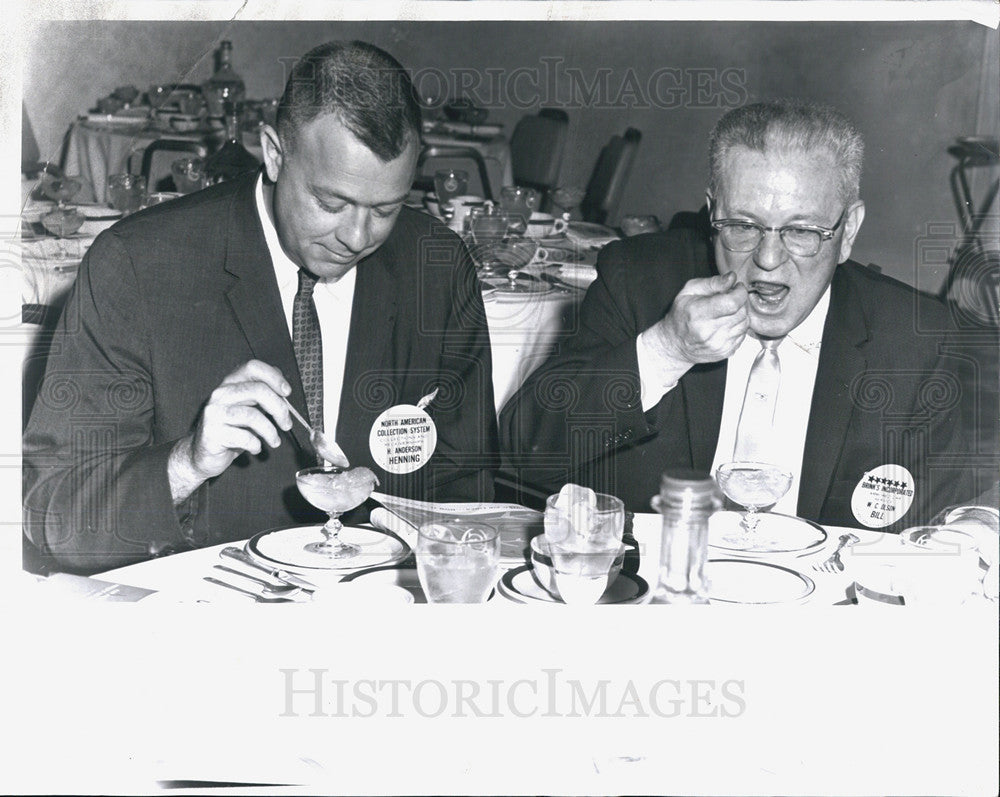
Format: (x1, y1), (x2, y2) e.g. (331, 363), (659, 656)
(550, 185), (586, 221)
(295, 465), (379, 560)
(715, 461), (793, 547)
(39, 174), (85, 237)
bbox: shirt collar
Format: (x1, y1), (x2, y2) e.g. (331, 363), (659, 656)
(787, 284), (831, 352)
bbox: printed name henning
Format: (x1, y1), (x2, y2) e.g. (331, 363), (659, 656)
(279, 669), (747, 719)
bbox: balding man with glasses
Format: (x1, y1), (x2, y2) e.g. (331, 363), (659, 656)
(500, 100), (991, 530)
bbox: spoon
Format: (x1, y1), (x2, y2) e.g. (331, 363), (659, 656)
(282, 397), (350, 467)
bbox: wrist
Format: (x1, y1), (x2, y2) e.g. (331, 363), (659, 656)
(168, 436), (209, 505)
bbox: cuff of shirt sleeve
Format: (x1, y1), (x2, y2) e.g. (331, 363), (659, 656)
(636, 330), (680, 412)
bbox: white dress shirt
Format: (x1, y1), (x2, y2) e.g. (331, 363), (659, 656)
(638, 288), (831, 515)
(255, 175), (356, 436)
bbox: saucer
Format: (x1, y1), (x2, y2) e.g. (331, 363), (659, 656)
(496, 565), (648, 604)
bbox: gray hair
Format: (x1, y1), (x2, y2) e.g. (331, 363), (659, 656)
(708, 99), (865, 204)
(276, 40), (422, 162)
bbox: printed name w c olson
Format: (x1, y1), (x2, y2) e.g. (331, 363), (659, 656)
(278, 668), (747, 719)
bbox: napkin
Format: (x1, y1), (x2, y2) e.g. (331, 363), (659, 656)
(558, 263), (598, 287)
(20, 235), (92, 261)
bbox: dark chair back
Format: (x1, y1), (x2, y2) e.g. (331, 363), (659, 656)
(139, 139), (209, 192)
(509, 110), (569, 201)
(415, 145), (494, 200)
(580, 127), (642, 226)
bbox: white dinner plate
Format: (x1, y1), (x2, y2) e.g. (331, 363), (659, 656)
(708, 511), (827, 555)
(247, 524), (408, 572)
(707, 559), (816, 604)
(496, 565), (648, 605)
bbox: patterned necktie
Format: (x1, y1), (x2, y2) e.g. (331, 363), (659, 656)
(733, 337), (782, 462)
(292, 268), (323, 433)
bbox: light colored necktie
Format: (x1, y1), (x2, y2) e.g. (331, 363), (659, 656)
(733, 337), (782, 462)
(292, 269), (323, 435)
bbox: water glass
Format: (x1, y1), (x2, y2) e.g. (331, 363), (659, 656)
(416, 520), (500, 603)
(543, 491), (625, 604)
(433, 169), (469, 206)
(171, 157), (207, 194)
(499, 185), (540, 234)
(107, 173), (147, 215)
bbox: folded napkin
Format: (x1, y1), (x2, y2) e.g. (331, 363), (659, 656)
(558, 263), (598, 287)
(20, 235), (93, 261)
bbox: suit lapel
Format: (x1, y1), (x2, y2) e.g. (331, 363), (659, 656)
(336, 238), (399, 460)
(797, 266), (870, 518)
(221, 175), (313, 455)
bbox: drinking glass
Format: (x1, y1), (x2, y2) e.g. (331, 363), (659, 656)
(107, 173), (147, 215)
(499, 186), (540, 234)
(433, 169), (469, 207)
(715, 461), (793, 545)
(551, 185), (586, 220)
(416, 520), (500, 603)
(543, 491), (625, 605)
(295, 465), (379, 560)
(171, 158), (207, 194)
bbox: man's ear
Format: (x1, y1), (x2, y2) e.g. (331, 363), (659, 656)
(838, 200), (865, 263)
(260, 124), (283, 183)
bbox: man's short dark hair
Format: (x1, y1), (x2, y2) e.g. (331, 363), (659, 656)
(275, 40), (422, 162)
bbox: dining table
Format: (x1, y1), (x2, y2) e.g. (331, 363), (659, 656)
(29, 508), (995, 608)
(61, 115), (514, 205)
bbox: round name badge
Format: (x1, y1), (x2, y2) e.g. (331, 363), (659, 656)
(850, 464), (915, 528)
(369, 404), (438, 474)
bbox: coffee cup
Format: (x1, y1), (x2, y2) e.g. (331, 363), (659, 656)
(525, 212), (569, 239)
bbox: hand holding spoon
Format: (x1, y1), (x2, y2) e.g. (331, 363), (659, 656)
(282, 397), (350, 467)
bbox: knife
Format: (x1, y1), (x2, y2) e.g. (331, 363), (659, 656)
(219, 546), (319, 591)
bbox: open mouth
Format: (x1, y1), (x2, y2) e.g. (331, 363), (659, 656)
(747, 281), (789, 306)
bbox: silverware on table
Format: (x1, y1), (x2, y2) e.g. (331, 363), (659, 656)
(813, 532), (861, 573)
(203, 576), (301, 603)
(537, 271), (582, 293)
(212, 565), (309, 600)
(219, 546), (319, 591)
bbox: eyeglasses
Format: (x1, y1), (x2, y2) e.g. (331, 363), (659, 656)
(711, 208), (847, 257)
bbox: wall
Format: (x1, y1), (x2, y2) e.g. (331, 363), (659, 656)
(22, 19), (998, 291)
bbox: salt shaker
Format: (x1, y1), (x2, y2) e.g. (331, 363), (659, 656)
(649, 470), (721, 604)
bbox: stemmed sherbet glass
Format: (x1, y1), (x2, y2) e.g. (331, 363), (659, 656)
(550, 185), (586, 221)
(715, 461), (793, 546)
(39, 174), (85, 237)
(295, 465), (379, 560)
(543, 488), (625, 605)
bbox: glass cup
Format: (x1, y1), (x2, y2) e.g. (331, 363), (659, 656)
(416, 519), (500, 603)
(499, 185), (541, 234)
(543, 490), (625, 605)
(107, 173), (147, 215)
(170, 157), (207, 194)
(433, 169), (469, 207)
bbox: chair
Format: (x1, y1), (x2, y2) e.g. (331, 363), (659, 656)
(139, 139), (208, 192)
(415, 145), (494, 200)
(580, 127), (642, 226)
(509, 109), (569, 204)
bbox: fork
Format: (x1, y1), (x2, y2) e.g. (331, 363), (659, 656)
(203, 575), (302, 603)
(812, 533), (860, 573)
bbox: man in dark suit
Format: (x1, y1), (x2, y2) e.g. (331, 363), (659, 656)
(24, 41), (498, 573)
(500, 100), (993, 530)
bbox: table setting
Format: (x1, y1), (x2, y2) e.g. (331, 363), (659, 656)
(26, 457), (998, 608)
